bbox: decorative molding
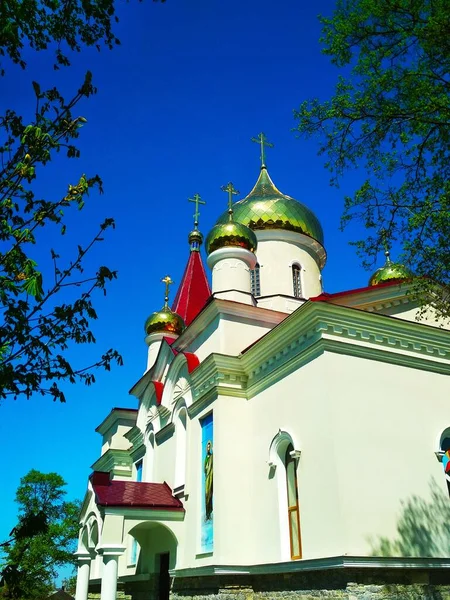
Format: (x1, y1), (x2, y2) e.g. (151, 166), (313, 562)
(155, 422), (175, 444)
(173, 377), (190, 403)
(171, 555), (450, 578)
(103, 506), (185, 521)
(435, 450), (444, 462)
(91, 449), (133, 479)
(124, 426), (144, 448)
(185, 300), (449, 410)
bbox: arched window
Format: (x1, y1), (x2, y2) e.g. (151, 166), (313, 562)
(285, 444), (302, 559)
(292, 264), (302, 298)
(268, 431), (302, 561)
(250, 262), (261, 297)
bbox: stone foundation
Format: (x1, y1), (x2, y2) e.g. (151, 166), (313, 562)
(171, 569), (450, 600)
(88, 568), (450, 600)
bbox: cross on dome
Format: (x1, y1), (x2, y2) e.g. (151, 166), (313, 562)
(221, 182), (239, 221)
(188, 193), (206, 229)
(161, 275), (174, 307)
(251, 132), (274, 167)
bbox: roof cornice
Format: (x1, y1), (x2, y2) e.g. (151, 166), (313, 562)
(187, 300), (449, 406)
(175, 298), (286, 351)
(95, 408), (137, 435)
(91, 449), (133, 479)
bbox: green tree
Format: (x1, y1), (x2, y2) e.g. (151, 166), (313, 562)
(0, 0), (164, 401)
(295, 0), (450, 318)
(0, 470), (81, 599)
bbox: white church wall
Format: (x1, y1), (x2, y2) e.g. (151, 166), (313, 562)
(324, 351), (450, 557)
(187, 314), (274, 360)
(242, 354), (346, 564)
(380, 303), (450, 330)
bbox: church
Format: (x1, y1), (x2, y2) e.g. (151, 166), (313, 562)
(75, 134), (450, 600)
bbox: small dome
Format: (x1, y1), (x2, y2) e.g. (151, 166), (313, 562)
(145, 306), (185, 336)
(215, 167), (324, 246)
(369, 256), (411, 286)
(205, 221), (258, 255)
(188, 229), (203, 246)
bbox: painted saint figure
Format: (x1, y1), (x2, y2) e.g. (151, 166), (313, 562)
(204, 440), (213, 520)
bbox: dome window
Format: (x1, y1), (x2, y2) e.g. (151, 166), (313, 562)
(292, 264), (302, 298)
(250, 263), (261, 297)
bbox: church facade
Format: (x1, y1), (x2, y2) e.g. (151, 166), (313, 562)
(75, 138), (450, 600)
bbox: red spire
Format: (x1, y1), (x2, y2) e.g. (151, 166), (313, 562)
(172, 250), (211, 326)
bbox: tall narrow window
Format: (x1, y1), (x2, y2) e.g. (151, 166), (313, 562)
(135, 459), (143, 482)
(292, 265), (301, 298)
(285, 444), (302, 559)
(250, 263), (261, 296)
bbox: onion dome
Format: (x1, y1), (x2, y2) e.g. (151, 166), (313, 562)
(215, 166), (324, 246)
(369, 251), (412, 286)
(205, 221), (257, 255)
(145, 275), (185, 336)
(188, 228), (203, 249)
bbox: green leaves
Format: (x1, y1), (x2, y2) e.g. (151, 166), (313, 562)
(0, 79), (122, 403)
(1, 470), (81, 599)
(296, 0), (450, 318)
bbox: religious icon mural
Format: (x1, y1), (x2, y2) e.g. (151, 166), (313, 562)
(201, 413), (213, 552)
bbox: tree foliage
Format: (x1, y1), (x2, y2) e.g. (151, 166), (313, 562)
(0, 0), (165, 74)
(295, 0), (450, 317)
(0, 0), (174, 401)
(0, 470), (81, 599)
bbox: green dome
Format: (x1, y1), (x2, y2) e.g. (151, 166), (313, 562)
(216, 167), (324, 246)
(369, 255), (411, 286)
(205, 221), (258, 255)
(145, 306), (185, 336)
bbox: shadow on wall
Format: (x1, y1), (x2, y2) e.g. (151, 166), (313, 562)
(370, 480), (450, 558)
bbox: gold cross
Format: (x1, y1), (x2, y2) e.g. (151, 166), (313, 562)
(251, 132), (274, 166)
(221, 182), (239, 221)
(161, 275), (174, 307)
(188, 193), (206, 228)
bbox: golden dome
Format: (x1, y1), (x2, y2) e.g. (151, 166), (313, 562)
(188, 228), (203, 247)
(144, 306), (185, 336)
(215, 167), (324, 246)
(369, 254), (411, 286)
(205, 221), (258, 255)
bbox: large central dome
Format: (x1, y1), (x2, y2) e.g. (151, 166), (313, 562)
(215, 167), (324, 246)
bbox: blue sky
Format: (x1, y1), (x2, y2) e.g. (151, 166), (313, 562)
(0, 0), (378, 582)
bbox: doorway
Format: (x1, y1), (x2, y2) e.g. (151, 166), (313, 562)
(158, 552), (170, 600)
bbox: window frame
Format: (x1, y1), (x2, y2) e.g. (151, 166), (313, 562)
(292, 264), (302, 298)
(250, 262), (261, 297)
(285, 444), (302, 560)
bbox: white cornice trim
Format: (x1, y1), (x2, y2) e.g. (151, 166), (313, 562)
(174, 299), (286, 352)
(103, 506), (185, 520)
(184, 300), (449, 409)
(171, 555), (450, 578)
(95, 409), (137, 435)
(91, 449), (133, 478)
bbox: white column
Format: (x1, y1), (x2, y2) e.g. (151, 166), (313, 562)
(207, 246), (257, 305)
(74, 552), (91, 600)
(98, 545), (125, 600)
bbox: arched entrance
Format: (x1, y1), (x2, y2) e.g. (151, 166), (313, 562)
(129, 522), (178, 600)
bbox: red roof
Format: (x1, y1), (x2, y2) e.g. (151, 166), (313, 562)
(90, 472), (184, 510)
(172, 250), (211, 326)
(310, 279), (406, 302)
